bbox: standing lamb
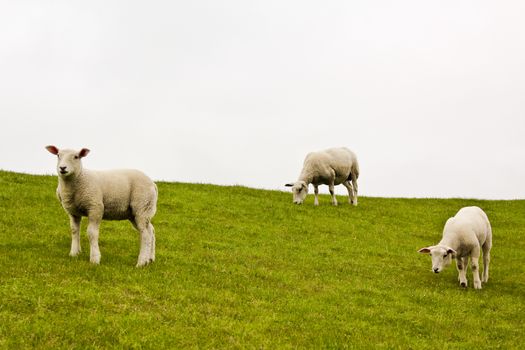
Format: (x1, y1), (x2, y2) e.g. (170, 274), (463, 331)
(285, 147), (359, 206)
(418, 206), (492, 289)
(46, 145), (158, 267)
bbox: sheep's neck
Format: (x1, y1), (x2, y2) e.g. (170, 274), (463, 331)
(297, 170), (314, 184)
(58, 171), (87, 198)
(438, 235), (460, 251)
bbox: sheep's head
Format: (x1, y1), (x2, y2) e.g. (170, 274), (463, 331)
(285, 181), (308, 204)
(418, 245), (456, 273)
(46, 145), (90, 179)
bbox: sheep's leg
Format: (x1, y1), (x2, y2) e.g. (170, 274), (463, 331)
(313, 185), (319, 206)
(456, 257), (468, 287)
(149, 223), (156, 263)
(343, 181), (354, 205)
(134, 217), (153, 267)
(482, 245), (491, 283)
(86, 215), (102, 264)
(471, 246), (482, 289)
(69, 215), (81, 257)
(482, 230), (492, 283)
(328, 183), (338, 206)
(351, 176), (358, 206)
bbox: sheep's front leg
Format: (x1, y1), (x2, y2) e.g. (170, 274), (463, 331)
(87, 215), (102, 264)
(313, 185), (319, 206)
(328, 183), (338, 206)
(456, 256), (468, 287)
(470, 247), (482, 289)
(69, 215), (81, 257)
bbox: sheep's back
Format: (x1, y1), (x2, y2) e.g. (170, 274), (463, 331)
(445, 206), (490, 248)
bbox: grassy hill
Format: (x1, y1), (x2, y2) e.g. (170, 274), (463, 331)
(0, 170), (524, 349)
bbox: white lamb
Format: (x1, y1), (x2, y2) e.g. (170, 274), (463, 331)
(46, 145), (158, 267)
(418, 206), (492, 289)
(285, 147), (359, 206)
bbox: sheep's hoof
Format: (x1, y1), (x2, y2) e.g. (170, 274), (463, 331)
(460, 282), (467, 288)
(90, 255), (101, 264)
(136, 258), (151, 268)
(136, 261), (149, 268)
(69, 250), (81, 257)
(474, 282), (482, 289)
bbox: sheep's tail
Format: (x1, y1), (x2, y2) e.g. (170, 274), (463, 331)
(348, 158), (360, 182)
(352, 161), (360, 180)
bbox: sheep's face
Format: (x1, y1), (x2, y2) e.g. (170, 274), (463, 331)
(418, 245), (455, 273)
(285, 181), (308, 204)
(46, 146), (90, 179)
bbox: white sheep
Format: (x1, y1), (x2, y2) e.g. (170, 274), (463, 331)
(45, 145), (158, 267)
(418, 206), (492, 289)
(285, 147), (359, 206)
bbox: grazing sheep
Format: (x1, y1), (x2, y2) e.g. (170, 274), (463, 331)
(45, 145), (158, 267)
(285, 147), (359, 206)
(418, 206), (492, 289)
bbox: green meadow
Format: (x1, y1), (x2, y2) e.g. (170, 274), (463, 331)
(0, 170), (524, 349)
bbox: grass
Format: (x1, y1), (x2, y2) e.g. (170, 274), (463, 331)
(0, 169), (524, 349)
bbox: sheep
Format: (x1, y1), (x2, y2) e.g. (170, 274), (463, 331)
(45, 145), (158, 267)
(285, 147), (359, 206)
(418, 206), (492, 289)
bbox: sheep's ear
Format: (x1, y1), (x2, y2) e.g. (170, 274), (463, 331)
(285, 183), (294, 187)
(45, 145), (59, 155)
(418, 247), (432, 254)
(446, 248), (456, 255)
(79, 148), (90, 158)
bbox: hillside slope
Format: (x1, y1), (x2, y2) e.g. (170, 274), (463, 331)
(0, 170), (524, 349)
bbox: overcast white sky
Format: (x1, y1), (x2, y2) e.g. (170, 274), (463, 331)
(1, 1), (524, 199)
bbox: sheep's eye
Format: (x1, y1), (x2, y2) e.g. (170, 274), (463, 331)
(443, 254), (447, 258)
(74, 155), (79, 159)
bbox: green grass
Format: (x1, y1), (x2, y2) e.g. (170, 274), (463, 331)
(0, 170), (524, 349)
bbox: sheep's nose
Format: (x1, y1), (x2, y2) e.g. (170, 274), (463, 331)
(60, 166), (67, 171)
(433, 268), (440, 273)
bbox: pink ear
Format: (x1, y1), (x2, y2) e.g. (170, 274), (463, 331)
(46, 145), (59, 155)
(418, 247), (431, 254)
(79, 148), (90, 158)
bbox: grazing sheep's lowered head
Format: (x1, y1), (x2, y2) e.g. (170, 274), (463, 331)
(285, 181), (308, 204)
(45, 145), (90, 179)
(418, 245), (456, 273)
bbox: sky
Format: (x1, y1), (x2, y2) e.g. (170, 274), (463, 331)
(1, 0), (524, 199)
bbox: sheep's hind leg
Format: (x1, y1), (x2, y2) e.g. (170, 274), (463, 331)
(86, 215), (102, 264)
(343, 181), (355, 205)
(149, 223), (156, 263)
(471, 246), (482, 289)
(351, 175), (358, 206)
(482, 230), (492, 283)
(133, 217), (153, 267)
(69, 215), (82, 257)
